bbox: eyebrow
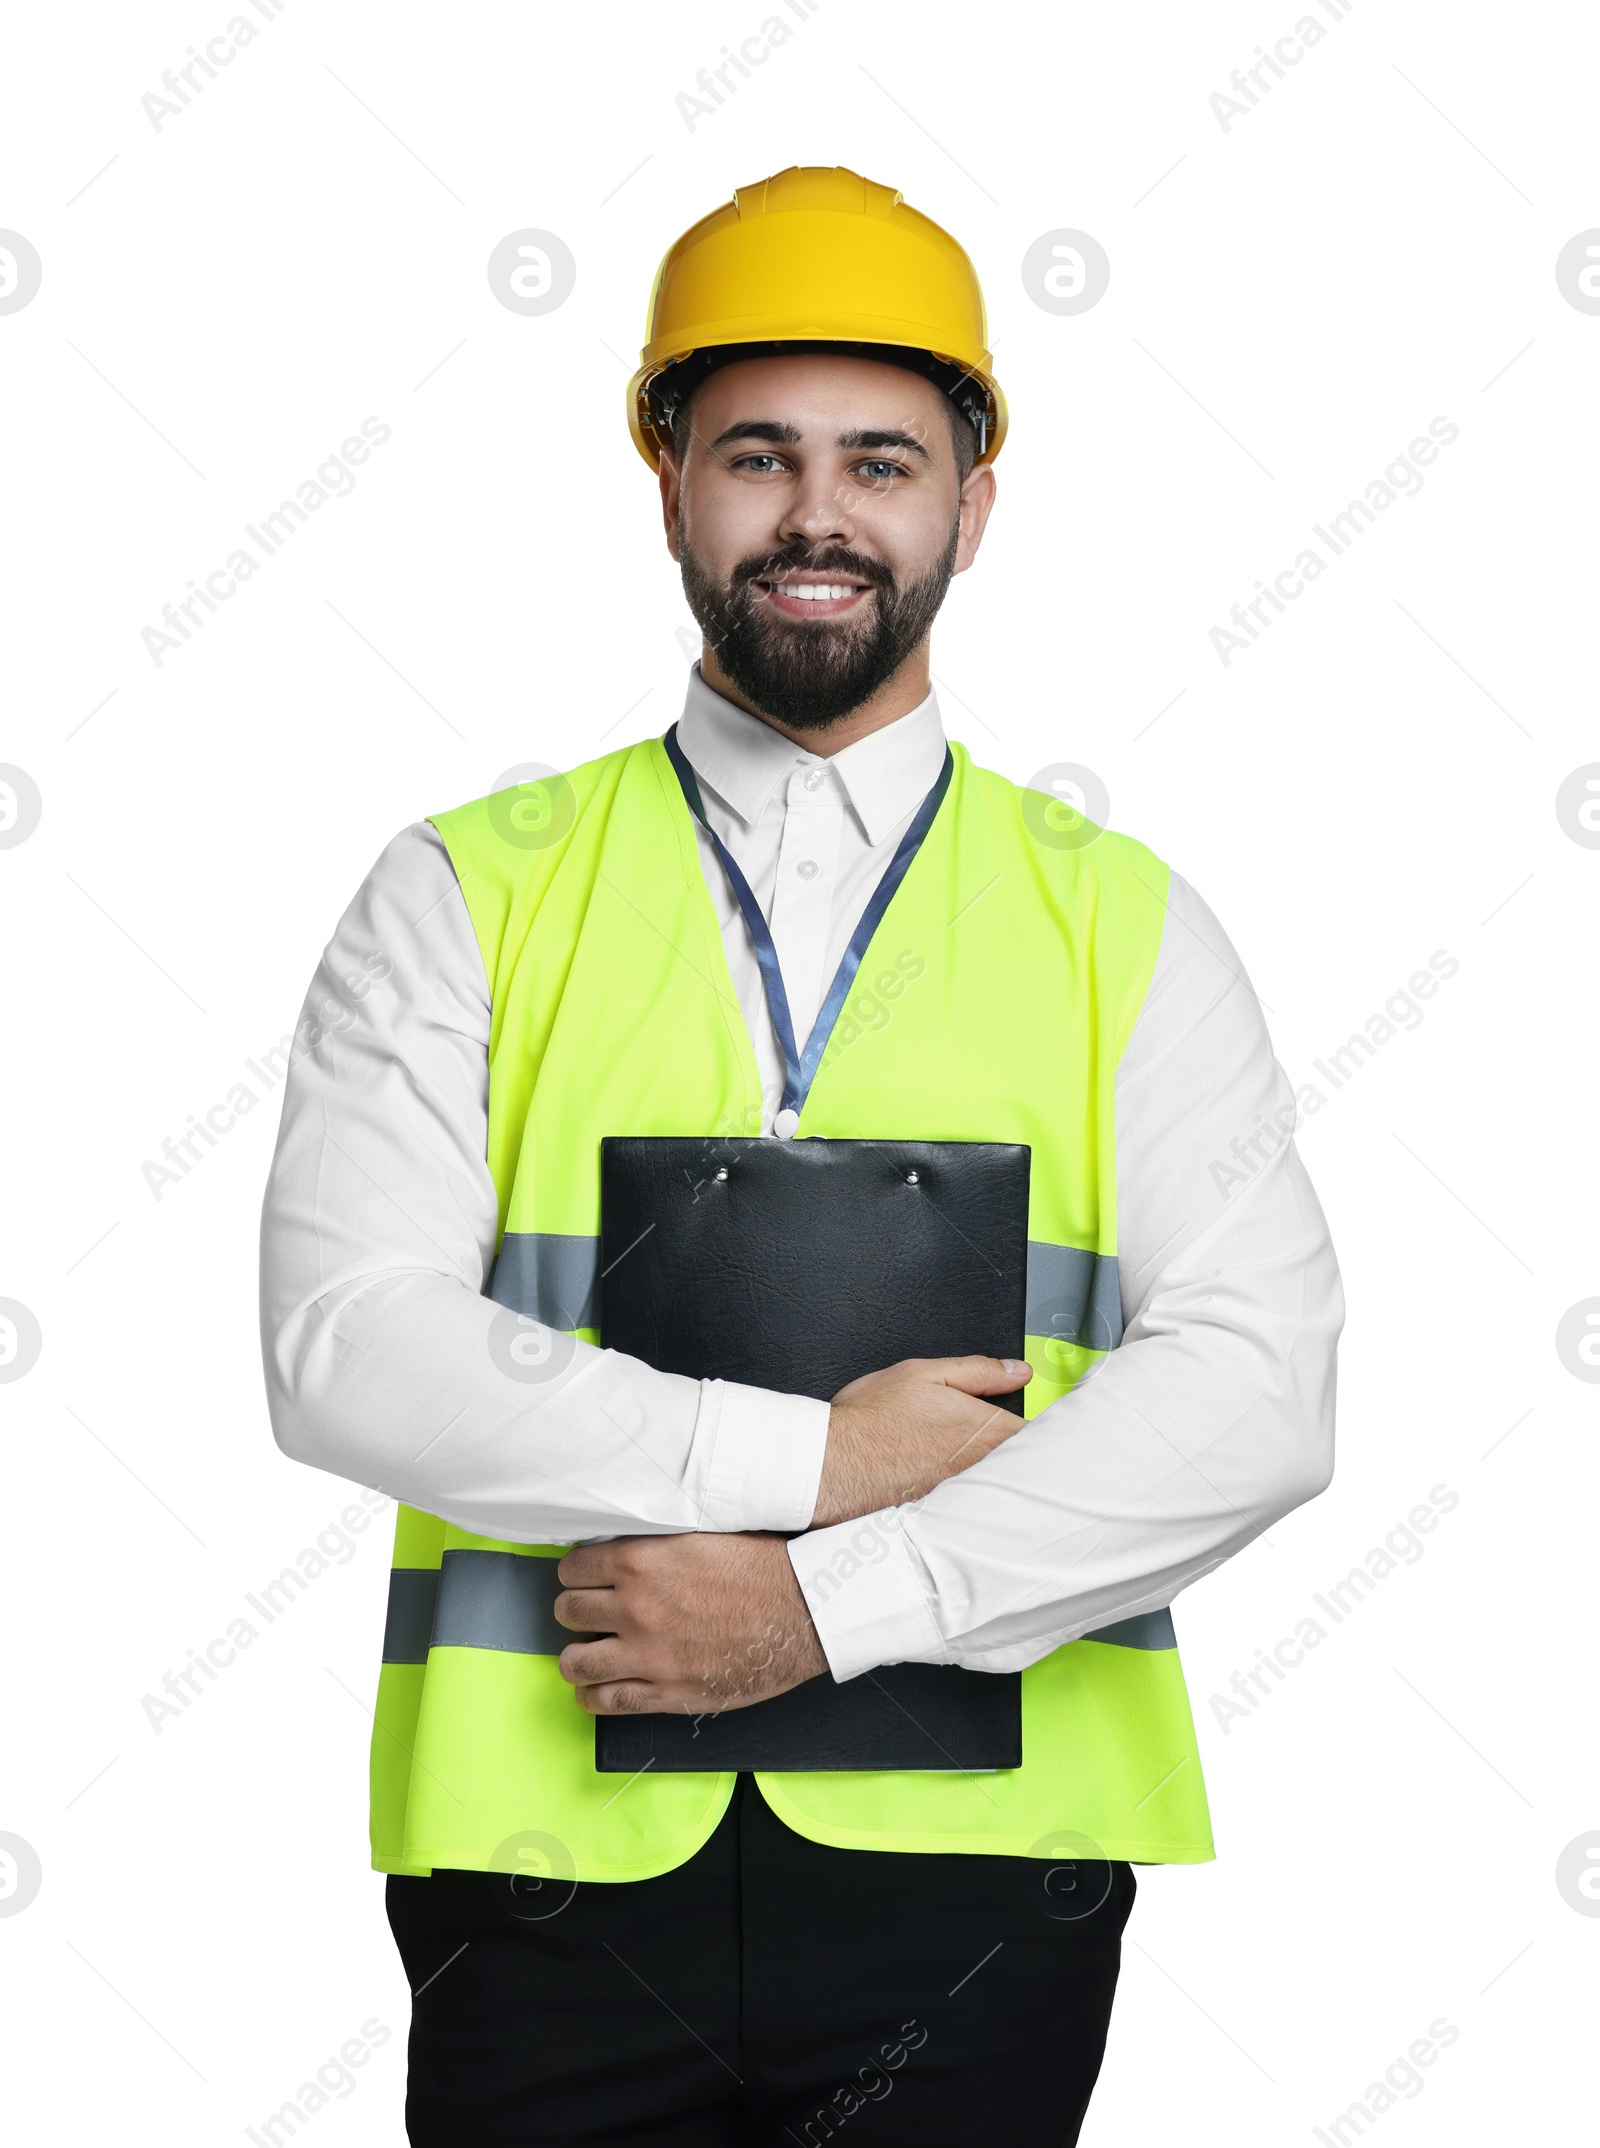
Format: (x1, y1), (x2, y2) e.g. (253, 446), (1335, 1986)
(707, 419), (932, 464)
(707, 419), (802, 450)
(840, 426), (932, 463)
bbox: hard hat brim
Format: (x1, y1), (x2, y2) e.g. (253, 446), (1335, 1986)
(627, 336), (1007, 473)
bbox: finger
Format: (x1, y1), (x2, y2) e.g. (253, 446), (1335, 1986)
(555, 1544), (615, 1588)
(558, 1639), (635, 1688)
(573, 1680), (660, 1716)
(575, 1680), (742, 1718)
(935, 1353), (1032, 1395)
(552, 1587), (616, 1634)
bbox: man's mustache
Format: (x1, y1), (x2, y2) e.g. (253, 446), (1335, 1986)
(735, 548), (894, 594)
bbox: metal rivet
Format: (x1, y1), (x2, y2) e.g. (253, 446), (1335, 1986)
(905, 1170), (920, 1184)
(714, 1166), (729, 1181)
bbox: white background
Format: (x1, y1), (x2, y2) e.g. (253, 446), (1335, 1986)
(2, 1), (1595, 2139)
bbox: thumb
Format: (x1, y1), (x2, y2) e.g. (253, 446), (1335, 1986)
(936, 1353), (1033, 1396)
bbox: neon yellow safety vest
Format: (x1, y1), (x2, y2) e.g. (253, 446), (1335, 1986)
(370, 734), (1214, 1881)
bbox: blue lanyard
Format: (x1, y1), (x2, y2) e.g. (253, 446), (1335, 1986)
(663, 720), (953, 1118)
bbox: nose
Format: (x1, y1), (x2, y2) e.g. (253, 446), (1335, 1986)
(778, 469), (859, 554)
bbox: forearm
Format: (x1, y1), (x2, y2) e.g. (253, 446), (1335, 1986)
(791, 1154), (1340, 1674)
(264, 1263), (827, 1543)
(258, 821), (829, 1543)
(788, 868), (1345, 1681)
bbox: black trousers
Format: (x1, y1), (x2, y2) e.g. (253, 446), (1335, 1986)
(386, 1775), (1134, 2146)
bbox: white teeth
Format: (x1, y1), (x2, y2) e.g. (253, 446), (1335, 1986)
(772, 582), (857, 601)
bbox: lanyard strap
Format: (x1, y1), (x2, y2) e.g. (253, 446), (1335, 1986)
(663, 720), (954, 1118)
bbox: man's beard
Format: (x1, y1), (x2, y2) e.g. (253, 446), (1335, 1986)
(678, 518), (960, 732)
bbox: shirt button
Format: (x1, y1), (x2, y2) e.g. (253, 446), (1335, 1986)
(774, 1107), (800, 1139)
(796, 859), (819, 880)
(803, 770), (823, 791)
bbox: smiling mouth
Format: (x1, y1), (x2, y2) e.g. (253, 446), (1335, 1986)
(753, 576), (875, 619)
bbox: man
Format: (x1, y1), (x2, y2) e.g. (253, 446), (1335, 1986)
(260, 165), (1342, 2145)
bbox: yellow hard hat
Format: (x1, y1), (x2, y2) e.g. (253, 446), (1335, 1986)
(627, 164), (1007, 472)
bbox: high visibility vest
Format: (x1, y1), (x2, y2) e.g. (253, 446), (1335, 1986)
(370, 734), (1215, 1881)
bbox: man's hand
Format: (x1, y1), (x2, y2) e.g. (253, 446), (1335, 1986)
(555, 1533), (828, 1717)
(810, 1354), (1033, 1529)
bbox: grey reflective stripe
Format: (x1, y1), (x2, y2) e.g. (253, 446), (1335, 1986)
(384, 1552), (1172, 1661)
(382, 1568), (441, 1664)
(381, 1552), (570, 1661)
(430, 1549), (570, 1655)
(1025, 1241), (1123, 1353)
(492, 1230), (1123, 1353)
(1080, 1609), (1176, 1651)
(488, 1232), (599, 1329)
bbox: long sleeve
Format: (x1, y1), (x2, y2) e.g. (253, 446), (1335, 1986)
(258, 823), (830, 1543)
(789, 870), (1344, 1678)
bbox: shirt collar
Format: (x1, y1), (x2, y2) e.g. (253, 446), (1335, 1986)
(673, 663), (949, 848)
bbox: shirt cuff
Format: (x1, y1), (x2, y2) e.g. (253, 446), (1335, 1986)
(696, 1381), (831, 1534)
(785, 1510), (948, 1682)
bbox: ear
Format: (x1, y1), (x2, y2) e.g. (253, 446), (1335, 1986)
(659, 449), (682, 562)
(953, 460), (997, 575)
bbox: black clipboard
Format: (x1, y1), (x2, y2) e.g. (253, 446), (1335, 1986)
(594, 1134), (1028, 1773)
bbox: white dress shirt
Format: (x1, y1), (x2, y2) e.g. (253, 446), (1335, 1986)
(259, 664), (1343, 1680)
